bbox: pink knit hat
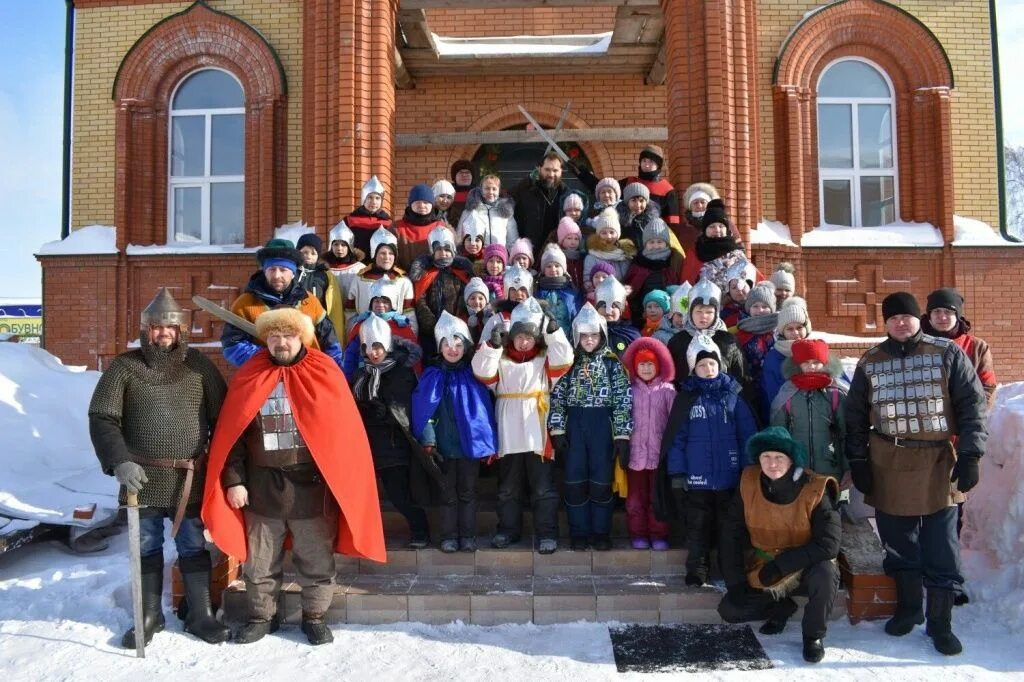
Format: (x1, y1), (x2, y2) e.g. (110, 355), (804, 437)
(483, 243), (508, 265)
(557, 217), (582, 245)
(509, 238), (534, 266)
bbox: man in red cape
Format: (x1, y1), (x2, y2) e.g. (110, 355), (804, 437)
(203, 307), (385, 646)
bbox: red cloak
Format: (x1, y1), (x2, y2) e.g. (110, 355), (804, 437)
(202, 348), (386, 563)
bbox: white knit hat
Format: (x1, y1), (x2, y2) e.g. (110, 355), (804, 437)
(432, 179), (456, 199)
(770, 262), (796, 293)
(593, 207), (621, 240)
(775, 296), (811, 337)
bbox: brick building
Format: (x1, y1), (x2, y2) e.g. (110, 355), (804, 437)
(40, 0), (1023, 378)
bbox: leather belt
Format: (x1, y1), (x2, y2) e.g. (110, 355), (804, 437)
(132, 454), (205, 538)
(873, 431), (946, 449)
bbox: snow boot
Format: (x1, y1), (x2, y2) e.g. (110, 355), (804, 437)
(301, 618), (334, 646)
(925, 589), (963, 655)
(802, 637), (825, 663)
(459, 537), (477, 553)
(570, 537), (589, 551)
(440, 539), (459, 553)
(591, 535), (612, 552)
(538, 538), (558, 555)
(759, 597), (798, 635)
(121, 552), (166, 649)
(884, 571), (925, 636)
(233, 617), (280, 644)
(180, 554), (231, 644)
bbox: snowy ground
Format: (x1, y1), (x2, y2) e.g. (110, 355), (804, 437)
(0, 534), (1020, 681)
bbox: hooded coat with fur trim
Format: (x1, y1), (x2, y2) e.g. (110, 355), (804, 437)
(621, 338), (676, 470)
(457, 187), (520, 247)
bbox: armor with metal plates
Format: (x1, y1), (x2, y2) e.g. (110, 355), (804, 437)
(140, 287), (186, 328)
(428, 225), (456, 253)
(688, 277), (722, 311)
(359, 313), (393, 352)
(503, 264), (534, 296)
(367, 275), (402, 312)
(509, 297), (544, 338)
(595, 276), (627, 310)
(361, 175), (385, 203)
(724, 258), (756, 287)
(670, 282), (692, 315)
(369, 226), (398, 258)
(464, 277), (490, 303)
(329, 220), (355, 247)
(686, 332), (722, 371)
(571, 302), (608, 349)
(434, 310), (472, 349)
(252, 382), (312, 468)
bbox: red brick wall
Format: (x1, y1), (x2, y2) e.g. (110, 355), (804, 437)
(38, 255), (121, 370)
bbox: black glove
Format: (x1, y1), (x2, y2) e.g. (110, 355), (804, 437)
(369, 399), (388, 420)
(489, 325), (506, 349)
(550, 433), (569, 456)
(951, 455), (980, 494)
(613, 439), (631, 469)
(545, 315), (559, 335)
(848, 460), (873, 496)
(758, 561), (784, 587)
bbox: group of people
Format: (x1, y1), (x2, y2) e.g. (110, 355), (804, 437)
(88, 148), (994, 664)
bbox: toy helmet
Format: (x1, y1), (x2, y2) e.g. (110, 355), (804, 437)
(669, 282), (692, 316)
(428, 225), (456, 253)
(509, 297), (544, 340)
(461, 212), (489, 242)
(369, 227), (398, 258)
(140, 287), (186, 328)
(724, 258), (756, 288)
(686, 333), (722, 373)
(571, 302), (607, 349)
(329, 220), (355, 247)
(367, 274), (401, 312)
(359, 313), (392, 353)
(688, 277), (722, 313)
(361, 175), (385, 204)
(595, 276), (627, 311)
(503, 264), (534, 297)
(434, 310), (472, 350)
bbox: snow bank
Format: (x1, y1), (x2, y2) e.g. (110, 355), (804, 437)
(951, 215), (1023, 246)
(37, 225), (118, 256)
(0, 344), (116, 529)
(801, 221), (942, 247)
(962, 382), (1024, 631)
(750, 220), (796, 246)
(433, 32), (612, 57)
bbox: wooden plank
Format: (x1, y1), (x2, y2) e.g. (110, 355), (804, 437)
(403, 0), (659, 8)
(396, 127), (668, 147)
(397, 9), (434, 50)
(646, 42), (666, 86)
(394, 47), (415, 90)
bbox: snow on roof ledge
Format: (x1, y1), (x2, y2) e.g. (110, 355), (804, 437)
(36, 225), (118, 256)
(952, 214), (1023, 246)
(126, 244), (258, 255)
(274, 221), (314, 245)
(431, 32), (612, 58)
(751, 220), (796, 246)
(801, 221), (942, 248)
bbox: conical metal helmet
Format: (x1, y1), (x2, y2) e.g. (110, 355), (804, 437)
(369, 227), (398, 258)
(670, 281), (692, 315)
(503, 264), (533, 297)
(595, 276), (627, 311)
(359, 313), (392, 352)
(367, 274), (401, 312)
(572, 302), (607, 349)
(509, 297), (544, 339)
(434, 310), (472, 349)
(688, 277), (722, 313)
(140, 287), (186, 328)
(428, 225), (456, 253)
(361, 175), (385, 204)
(329, 220), (355, 247)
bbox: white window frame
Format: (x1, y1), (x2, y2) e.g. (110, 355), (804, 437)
(167, 67), (245, 245)
(816, 57), (899, 227)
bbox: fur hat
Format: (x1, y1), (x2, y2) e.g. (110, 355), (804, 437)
(540, 243), (567, 271)
(882, 292), (921, 321)
(595, 177), (621, 202)
(770, 262), (796, 293)
(432, 179), (455, 199)
(256, 307), (316, 347)
(593, 207), (621, 240)
(643, 289), (670, 314)
(509, 238), (535, 266)
(257, 238), (302, 271)
(792, 339), (830, 367)
(745, 426), (808, 469)
(450, 159), (475, 183)
(683, 182), (719, 211)
(745, 281), (777, 314)
(562, 192), (584, 213)
(686, 333), (722, 373)
(623, 182), (650, 203)
(701, 198), (732, 233)
(484, 243), (508, 265)
(641, 218), (671, 247)
(926, 287), (964, 315)
(557, 217), (582, 245)
(639, 145), (664, 169)
(775, 297), (811, 337)
(407, 184), (434, 206)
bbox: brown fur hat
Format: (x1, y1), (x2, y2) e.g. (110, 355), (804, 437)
(255, 307), (316, 347)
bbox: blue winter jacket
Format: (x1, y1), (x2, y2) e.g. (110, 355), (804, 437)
(760, 347), (787, 416)
(535, 276), (582, 340)
(411, 359), (497, 460)
(607, 321), (641, 358)
(665, 372), (759, 490)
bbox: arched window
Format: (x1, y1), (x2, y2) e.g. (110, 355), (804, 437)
(817, 59), (897, 227)
(168, 69), (245, 244)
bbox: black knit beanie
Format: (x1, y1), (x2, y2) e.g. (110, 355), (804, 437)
(882, 292), (921, 320)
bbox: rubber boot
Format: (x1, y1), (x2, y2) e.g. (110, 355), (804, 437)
(180, 554), (231, 644)
(301, 617), (334, 645)
(884, 571), (925, 636)
(925, 589), (963, 655)
(802, 637), (825, 663)
(121, 553), (166, 649)
(233, 618), (280, 645)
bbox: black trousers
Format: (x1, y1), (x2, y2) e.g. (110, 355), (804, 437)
(876, 506), (963, 590)
(683, 489), (734, 574)
(378, 465), (430, 539)
(438, 458), (480, 541)
(496, 452), (559, 540)
(717, 560), (840, 639)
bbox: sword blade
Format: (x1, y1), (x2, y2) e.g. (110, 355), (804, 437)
(517, 106), (570, 162)
(543, 102), (572, 156)
(126, 493), (145, 659)
(192, 295), (259, 337)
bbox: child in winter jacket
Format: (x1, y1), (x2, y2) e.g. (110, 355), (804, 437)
(481, 243), (507, 301)
(294, 233), (346, 344)
(641, 290), (670, 338)
(412, 312), (498, 553)
(769, 339), (848, 482)
(410, 226), (473, 360)
(324, 220), (367, 301)
(463, 277), (491, 347)
(736, 281), (779, 422)
(761, 297), (811, 409)
(343, 274), (420, 381)
(653, 283), (691, 346)
(548, 303), (633, 551)
(625, 218), (682, 329)
(508, 237), (536, 274)
(621, 337), (676, 550)
(351, 314), (431, 548)
(535, 244), (582, 340)
(681, 199), (748, 285)
(394, 184), (449, 268)
(556, 217), (586, 291)
(584, 208), (635, 286)
(666, 278), (748, 392)
(587, 177), (620, 231)
(472, 298), (574, 554)
(662, 334), (759, 585)
(595, 276), (640, 358)
(347, 227), (417, 335)
(342, 175), (392, 257)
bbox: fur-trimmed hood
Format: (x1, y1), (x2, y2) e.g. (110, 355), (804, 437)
(408, 253), (475, 282)
(620, 336), (674, 383)
(586, 233), (638, 259)
(682, 182), (720, 208)
(463, 187), (515, 219)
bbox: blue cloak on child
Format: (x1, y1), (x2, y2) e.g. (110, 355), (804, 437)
(411, 363), (498, 460)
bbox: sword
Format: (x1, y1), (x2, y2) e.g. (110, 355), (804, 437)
(518, 105), (570, 163)
(192, 295), (259, 337)
(543, 102), (572, 157)
(126, 491), (145, 659)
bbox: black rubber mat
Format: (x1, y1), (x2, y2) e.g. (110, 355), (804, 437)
(608, 623), (773, 673)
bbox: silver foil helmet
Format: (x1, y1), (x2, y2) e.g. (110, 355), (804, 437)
(359, 313), (392, 353)
(571, 302), (607, 349)
(688, 277), (722, 313)
(508, 297), (544, 340)
(595, 276), (627, 311)
(670, 282), (692, 316)
(428, 225), (456, 253)
(367, 274), (401, 312)
(361, 175), (385, 204)
(329, 220), (355, 248)
(369, 227), (398, 259)
(434, 310), (472, 350)
(503, 264), (534, 298)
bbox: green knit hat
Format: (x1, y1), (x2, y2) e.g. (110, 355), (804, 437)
(745, 426), (808, 469)
(257, 238), (303, 270)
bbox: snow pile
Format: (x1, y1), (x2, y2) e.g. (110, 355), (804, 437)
(433, 32), (612, 57)
(274, 220), (314, 245)
(750, 220), (796, 246)
(37, 225), (118, 255)
(962, 381), (1024, 631)
(126, 244), (257, 255)
(0, 344), (116, 530)
(951, 215), (1023, 246)
(801, 221), (942, 247)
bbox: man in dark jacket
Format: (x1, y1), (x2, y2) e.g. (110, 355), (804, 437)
(89, 288), (231, 648)
(844, 292), (988, 656)
(619, 145), (681, 236)
(718, 427), (841, 664)
(512, 152), (573, 252)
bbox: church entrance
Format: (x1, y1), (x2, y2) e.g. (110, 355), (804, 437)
(471, 126), (595, 198)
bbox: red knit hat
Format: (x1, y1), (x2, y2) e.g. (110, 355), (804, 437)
(792, 339), (829, 366)
(634, 347), (660, 374)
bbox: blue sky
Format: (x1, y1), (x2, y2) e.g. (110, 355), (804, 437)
(0, 2), (1022, 300)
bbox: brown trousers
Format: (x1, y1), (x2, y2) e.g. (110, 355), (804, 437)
(242, 509), (338, 621)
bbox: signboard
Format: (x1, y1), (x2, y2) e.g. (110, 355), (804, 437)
(0, 302), (42, 339)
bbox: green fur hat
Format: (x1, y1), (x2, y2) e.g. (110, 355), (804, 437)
(745, 426), (808, 469)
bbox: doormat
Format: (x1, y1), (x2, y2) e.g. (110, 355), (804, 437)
(608, 623), (773, 673)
